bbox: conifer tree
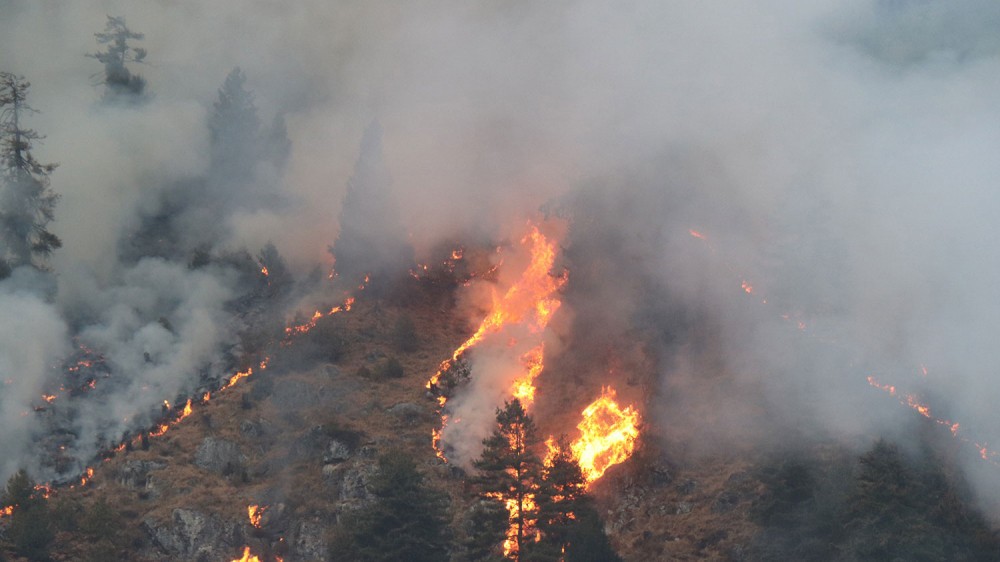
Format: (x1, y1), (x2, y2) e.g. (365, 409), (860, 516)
(0, 73), (60, 275)
(88, 15), (147, 102)
(473, 399), (544, 560)
(334, 450), (450, 561)
(209, 67), (260, 180)
(1, 469), (53, 560)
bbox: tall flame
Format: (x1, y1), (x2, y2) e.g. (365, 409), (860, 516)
(231, 546), (262, 562)
(569, 387), (641, 486)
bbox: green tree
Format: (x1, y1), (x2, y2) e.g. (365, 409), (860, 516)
(0, 73), (60, 275)
(473, 399), (543, 561)
(1, 470), (53, 560)
(88, 15), (147, 101)
(528, 437), (588, 561)
(334, 450), (450, 561)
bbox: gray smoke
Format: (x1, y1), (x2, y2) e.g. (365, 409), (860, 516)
(2, 0), (1000, 515)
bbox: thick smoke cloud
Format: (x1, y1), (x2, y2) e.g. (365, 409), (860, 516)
(2, 0), (1000, 514)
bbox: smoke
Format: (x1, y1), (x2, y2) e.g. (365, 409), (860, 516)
(2, 0), (1000, 515)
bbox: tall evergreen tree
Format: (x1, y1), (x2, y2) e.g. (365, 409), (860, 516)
(88, 15), (147, 102)
(209, 67), (260, 180)
(333, 450), (450, 561)
(473, 399), (544, 561)
(330, 121), (414, 294)
(0, 73), (60, 276)
(1, 469), (53, 560)
(530, 437), (589, 561)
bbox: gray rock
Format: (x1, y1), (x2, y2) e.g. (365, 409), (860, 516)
(194, 437), (247, 475)
(294, 520), (328, 561)
(323, 439), (352, 463)
(143, 508), (245, 559)
(340, 463), (377, 503)
(386, 402), (428, 423)
(675, 501), (693, 515)
(118, 460), (165, 490)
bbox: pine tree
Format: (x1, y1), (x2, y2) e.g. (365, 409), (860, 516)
(88, 15), (147, 102)
(473, 399), (544, 560)
(0, 73), (60, 275)
(330, 121), (414, 295)
(530, 437), (589, 561)
(209, 67), (260, 180)
(334, 450), (451, 561)
(1, 469), (53, 560)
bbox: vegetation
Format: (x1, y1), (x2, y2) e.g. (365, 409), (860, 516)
(1, 470), (53, 560)
(751, 440), (1000, 561)
(0, 73), (60, 275)
(88, 15), (147, 101)
(332, 450), (451, 561)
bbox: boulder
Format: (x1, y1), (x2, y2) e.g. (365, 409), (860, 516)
(194, 437), (247, 475)
(118, 460), (165, 491)
(294, 520), (328, 561)
(143, 508), (245, 560)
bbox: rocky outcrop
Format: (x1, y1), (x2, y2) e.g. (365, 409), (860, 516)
(293, 520), (328, 561)
(118, 460), (165, 496)
(143, 508), (245, 560)
(194, 437), (247, 475)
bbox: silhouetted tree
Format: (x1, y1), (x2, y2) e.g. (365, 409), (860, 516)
(330, 121), (414, 295)
(528, 437), (589, 561)
(1, 469), (53, 560)
(333, 450), (450, 561)
(209, 67), (259, 179)
(473, 399), (543, 561)
(0, 73), (60, 275)
(88, 15), (147, 102)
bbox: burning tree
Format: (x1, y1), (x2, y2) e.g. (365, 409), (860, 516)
(0, 72), (61, 276)
(87, 15), (148, 102)
(1, 469), (54, 559)
(473, 399), (544, 560)
(330, 121), (414, 295)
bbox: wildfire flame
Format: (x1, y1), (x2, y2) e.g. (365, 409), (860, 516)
(284, 296), (356, 338)
(569, 387), (641, 486)
(248, 504), (265, 528)
(231, 546), (262, 562)
(429, 224), (567, 463)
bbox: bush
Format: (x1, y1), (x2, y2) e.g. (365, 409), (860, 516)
(376, 357), (404, 380)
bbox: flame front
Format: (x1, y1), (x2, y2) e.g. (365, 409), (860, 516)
(231, 546), (262, 562)
(569, 387), (640, 486)
(430, 224), (567, 462)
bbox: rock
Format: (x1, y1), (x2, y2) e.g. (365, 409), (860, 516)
(386, 402), (428, 423)
(322, 464), (339, 481)
(323, 439), (352, 463)
(118, 460), (165, 490)
(194, 437), (247, 475)
(339, 463), (377, 503)
(676, 479), (698, 495)
(240, 418), (277, 442)
(675, 501), (693, 515)
(294, 520), (328, 561)
(143, 508), (245, 560)
(324, 364), (341, 378)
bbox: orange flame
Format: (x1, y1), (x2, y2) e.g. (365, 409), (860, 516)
(511, 344), (545, 408)
(231, 547), (262, 562)
(284, 297), (355, 337)
(569, 387), (640, 486)
(427, 225), (565, 392)
(248, 504), (265, 528)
